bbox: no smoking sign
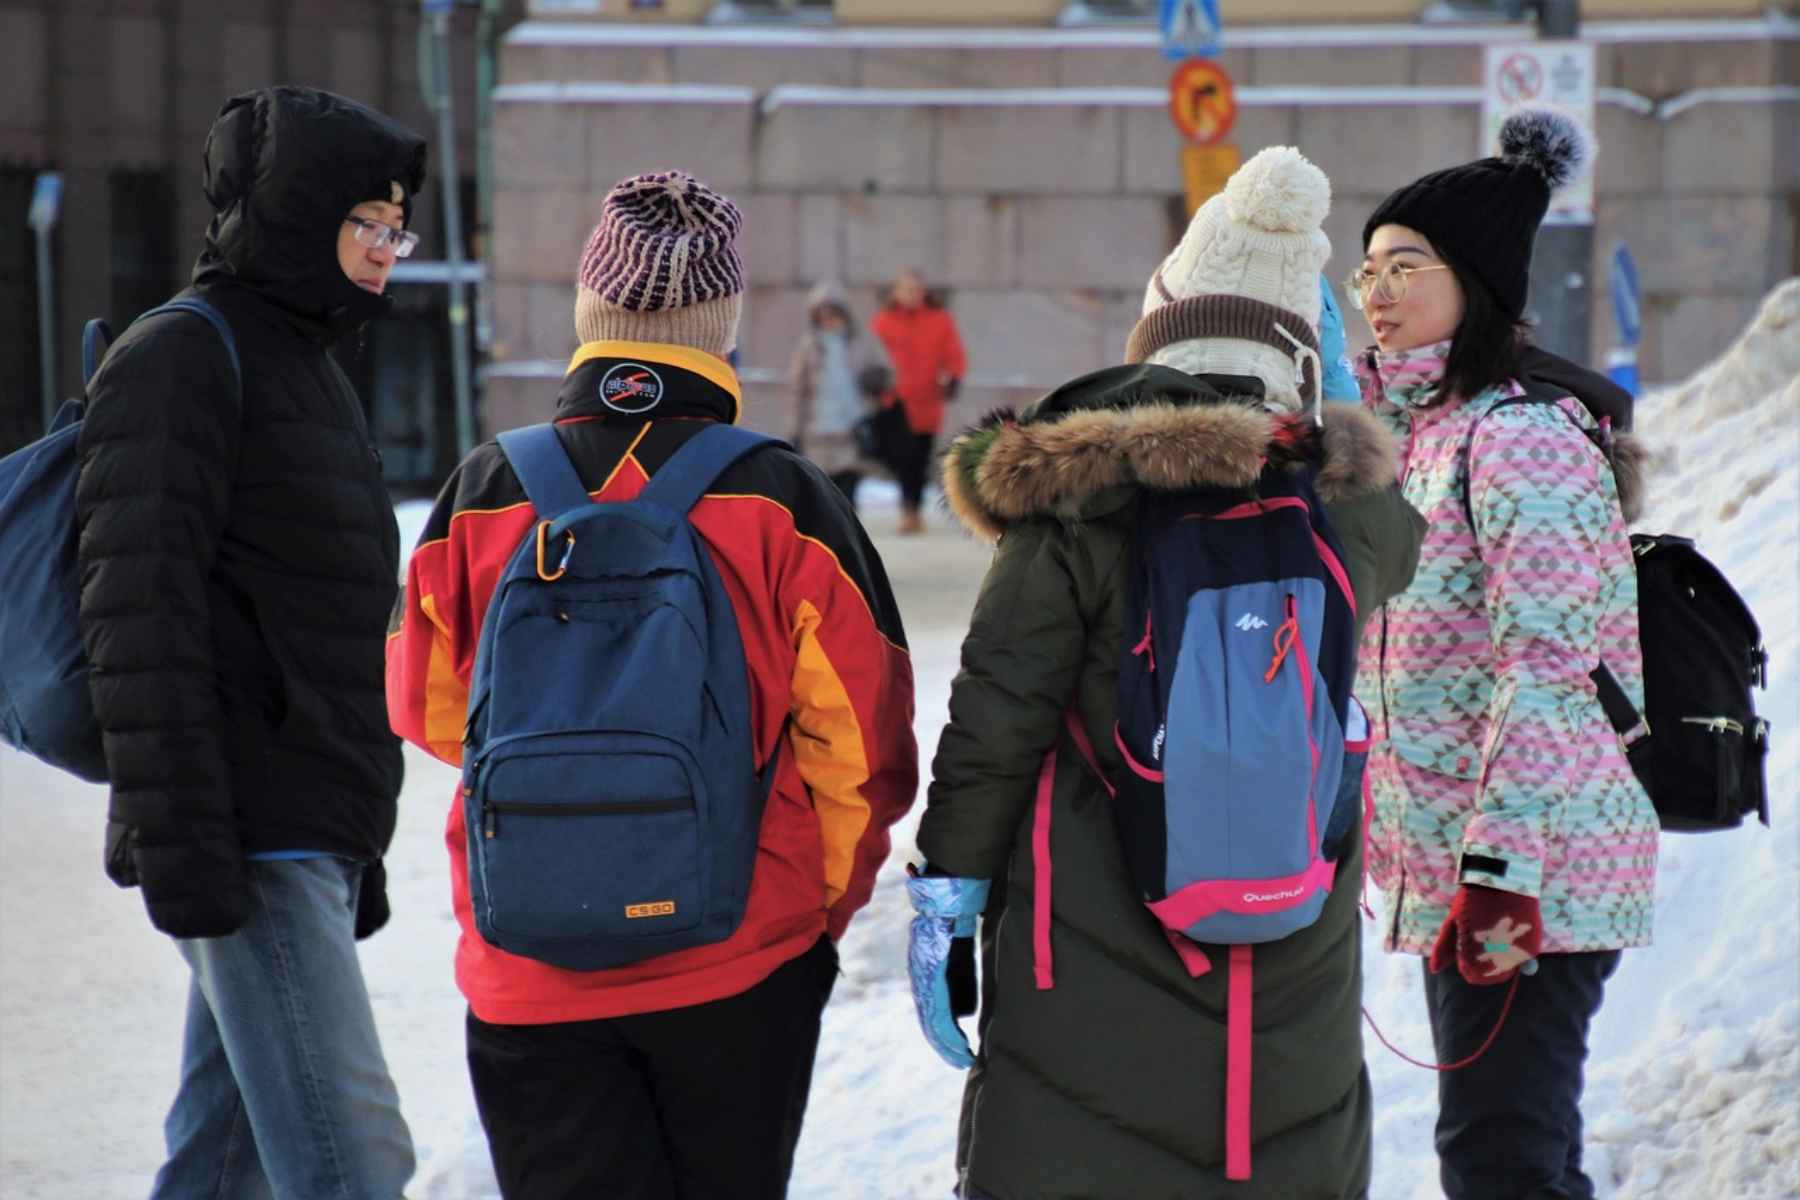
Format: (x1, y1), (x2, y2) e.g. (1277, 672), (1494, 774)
(1496, 52), (1543, 104)
(1483, 41), (1596, 223)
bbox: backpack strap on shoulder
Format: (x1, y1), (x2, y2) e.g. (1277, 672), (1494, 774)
(101, 297), (241, 412)
(498, 424), (595, 521)
(82, 320), (114, 386)
(140, 298), (243, 406)
(1458, 390), (1607, 537)
(639, 424), (783, 516)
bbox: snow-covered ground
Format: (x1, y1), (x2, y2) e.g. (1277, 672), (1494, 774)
(3, 284), (1795, 1198)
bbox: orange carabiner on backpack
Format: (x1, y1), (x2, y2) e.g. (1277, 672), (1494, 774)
(535, 521), (574, 582)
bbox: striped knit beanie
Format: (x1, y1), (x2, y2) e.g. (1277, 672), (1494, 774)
(574, 171), (744, 359)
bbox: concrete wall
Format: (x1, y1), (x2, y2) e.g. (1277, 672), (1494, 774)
(835, 0), (1064, 24)
(485, 20), (1798, 437)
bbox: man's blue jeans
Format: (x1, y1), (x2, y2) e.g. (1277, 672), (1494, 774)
(148, 857), (415, 1200)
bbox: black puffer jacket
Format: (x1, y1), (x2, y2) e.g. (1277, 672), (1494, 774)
(75, 87), (426, 938)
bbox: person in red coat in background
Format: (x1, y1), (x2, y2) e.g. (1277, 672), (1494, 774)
(869, 268), (967, 534)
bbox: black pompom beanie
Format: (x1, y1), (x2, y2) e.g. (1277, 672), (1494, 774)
(1362, 106), (1594, 319)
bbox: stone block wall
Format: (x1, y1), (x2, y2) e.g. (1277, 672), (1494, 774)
(488, 24), (1799, 439)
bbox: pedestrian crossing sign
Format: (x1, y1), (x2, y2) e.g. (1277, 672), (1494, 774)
(1161, 0), (1222, 61)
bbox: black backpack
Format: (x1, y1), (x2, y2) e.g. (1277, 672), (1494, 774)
(1617, 534), (1770, 831)
(1459, 361), (1771, 833)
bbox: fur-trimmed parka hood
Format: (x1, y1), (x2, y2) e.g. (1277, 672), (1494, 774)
(942, 363), (1399, 542)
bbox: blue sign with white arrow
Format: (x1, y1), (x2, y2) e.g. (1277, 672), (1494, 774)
(1161, 0), (1222, 61)
(1609, 241), (1642, 350)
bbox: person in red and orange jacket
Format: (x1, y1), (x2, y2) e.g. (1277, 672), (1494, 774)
(386, 172), (918, 1200)
(869, 268), (967, 534)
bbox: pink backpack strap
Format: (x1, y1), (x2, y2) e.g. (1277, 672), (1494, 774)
(1031, 711), (1116, 992)
(1225, 944), (1254, 1180)
(1164, 929), (1213, 977)
(1031, 744), (1057, 990)
(1062, 710), (1113, 798)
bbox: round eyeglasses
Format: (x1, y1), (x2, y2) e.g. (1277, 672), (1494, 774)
(1343, 261), (1450, 309)
(344, 216), (420, 259)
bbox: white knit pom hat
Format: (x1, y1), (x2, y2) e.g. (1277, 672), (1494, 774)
(1126, 146), (1333, 412)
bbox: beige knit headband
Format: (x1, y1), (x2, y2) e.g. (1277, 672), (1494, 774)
(1126, 272), (1322, 408)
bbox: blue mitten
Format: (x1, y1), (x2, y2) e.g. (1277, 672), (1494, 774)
(1317, 274), (1362, 404)
(905, 871), (991, 1069)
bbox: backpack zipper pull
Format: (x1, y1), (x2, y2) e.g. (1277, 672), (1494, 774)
(483, 801), (498, 839)
(1264, 597), (1300, 684)
(1131, 611), (1156, 673)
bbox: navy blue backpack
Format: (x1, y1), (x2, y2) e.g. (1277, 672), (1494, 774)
(462, 422), (786, 970)
(0, 298), (240, 782)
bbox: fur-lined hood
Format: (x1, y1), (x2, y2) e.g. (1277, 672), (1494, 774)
(941, 364), (1399, 542)
(1605, 432), (1649, 524)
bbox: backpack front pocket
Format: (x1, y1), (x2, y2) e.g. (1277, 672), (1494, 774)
(1155, 580), (1345, 943)
(468, 732), (709, 968)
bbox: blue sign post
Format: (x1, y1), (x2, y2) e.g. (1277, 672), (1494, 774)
(1160, 0), (1222, 61)
(1607, 241), (1642, 396)
(28, 172), (63, 431)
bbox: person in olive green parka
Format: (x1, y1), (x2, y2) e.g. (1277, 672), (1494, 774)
(913, 147), (1425, 1200)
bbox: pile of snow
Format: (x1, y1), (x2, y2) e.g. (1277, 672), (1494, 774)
(1573, 278), (1800, 1200)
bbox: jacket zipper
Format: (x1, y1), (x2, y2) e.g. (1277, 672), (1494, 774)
(1680, 716), (1745, 735)
(1383, 404), (1417, 951)
(1389, 869), (1406, 948)
(322, 353), (390, 494)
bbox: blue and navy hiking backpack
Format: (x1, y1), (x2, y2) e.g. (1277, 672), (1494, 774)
(1048, 454), (1359, 1181)
(0, 298), (241, 782)
(1111, 467), (1358, 952)
(461, 422), (786, 971)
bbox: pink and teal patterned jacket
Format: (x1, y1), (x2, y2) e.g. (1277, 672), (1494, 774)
(1355, 340), (1658, 955)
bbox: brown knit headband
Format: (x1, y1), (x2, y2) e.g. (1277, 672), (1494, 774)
(1125, 276), (1321, 407)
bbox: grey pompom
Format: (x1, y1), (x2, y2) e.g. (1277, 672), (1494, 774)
(1498, 105), (1594, 192)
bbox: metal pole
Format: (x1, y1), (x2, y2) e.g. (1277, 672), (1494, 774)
(473, 0), (500, 357)
(1526, 0), (1592, 366)
(1537, 0), (1578, 39)
(425, 1), (476, 456)
(28, 171), (63, 430)
(35, 229), (56, 430)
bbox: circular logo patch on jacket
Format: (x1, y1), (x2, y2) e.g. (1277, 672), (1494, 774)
(599, 363), (665, 414)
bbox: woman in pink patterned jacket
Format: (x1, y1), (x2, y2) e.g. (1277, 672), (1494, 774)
(1350, 108), (1657, 1200)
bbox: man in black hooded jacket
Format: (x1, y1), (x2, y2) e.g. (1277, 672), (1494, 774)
(75, 86), (424, 1198)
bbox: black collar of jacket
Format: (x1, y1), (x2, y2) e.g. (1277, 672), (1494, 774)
(555, 341), (743, 426)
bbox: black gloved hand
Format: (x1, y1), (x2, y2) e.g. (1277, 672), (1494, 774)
(948, 933), (977, 1017)
(354, 859), (391, 940)
(124, 832), (252, 940)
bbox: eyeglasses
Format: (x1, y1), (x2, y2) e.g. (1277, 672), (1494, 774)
(344, 216), (420, 258)
(1344, 261), (1450, 309)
